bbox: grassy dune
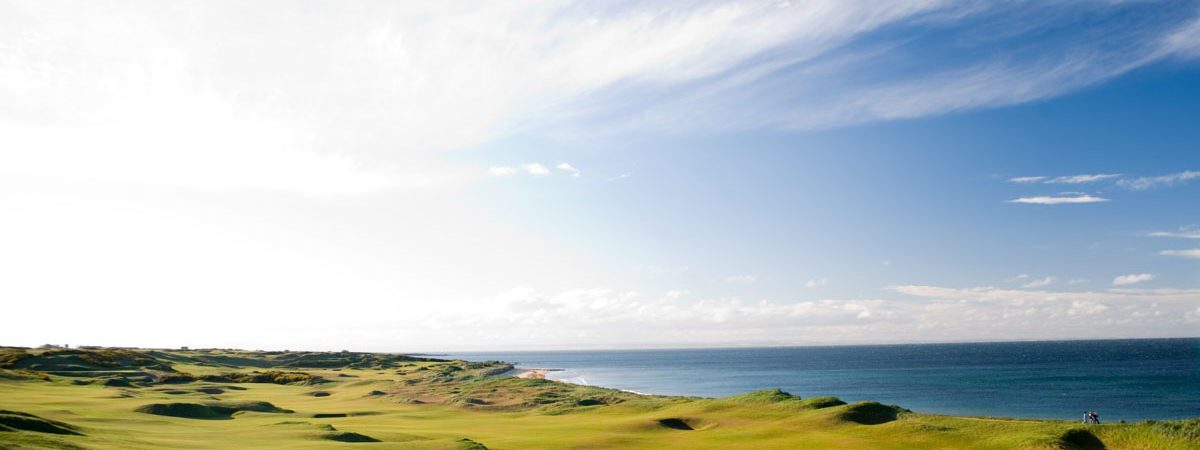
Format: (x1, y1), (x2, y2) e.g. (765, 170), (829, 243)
(0, 347), (1195, 449)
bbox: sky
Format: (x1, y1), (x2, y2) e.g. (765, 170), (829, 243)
(1, 0), (1198, 351)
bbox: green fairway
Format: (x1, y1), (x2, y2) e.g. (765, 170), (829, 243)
(0, 347), (1195, 449)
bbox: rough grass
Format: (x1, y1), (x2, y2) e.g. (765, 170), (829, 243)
(6, 349), (173, 373)
(1, 347), (1196, 450)
(159, 371), (323, 385)
(0, 348), (34, 368)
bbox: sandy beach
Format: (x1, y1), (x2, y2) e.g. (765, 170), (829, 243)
(514, 368), (553, 379)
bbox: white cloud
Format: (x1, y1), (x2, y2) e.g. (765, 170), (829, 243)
(523, 163), (551, 176)
(723, 275), (760, 284)
(607, 172), (634, 182)
(490, 163), (569, 178)
(1021, 277), (1055, 288)
(1009, 194), (1109, 204)
(665, 290), (689, 300)
(892, 284), (1200, 303)
(488, 166), (517, 176)
(1009, 174), (1119, 184)
(1117, 171), (1200, 190)
(0, 98), (435, 197)
(401, 284), (1200, 349)
(1112, 273), (1155, 286)
(556, 163), (581, 177)
(805, 278), (829, 288)
(1160, 16), (1200, 59)
(1047, 174), (1120, 184)
(3, 1), (1197, 197)
(1160, 249), (1200, 259)
(1009, 176), (1046, 184)
(1149, 228), (1200, 239)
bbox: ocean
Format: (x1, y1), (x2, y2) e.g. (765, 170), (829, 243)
(445, 338), (1199, 421)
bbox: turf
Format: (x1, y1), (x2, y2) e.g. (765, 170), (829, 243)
(0, 347), (1195, 449)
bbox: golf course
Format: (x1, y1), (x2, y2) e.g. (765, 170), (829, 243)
(0, 346), (1195, 449)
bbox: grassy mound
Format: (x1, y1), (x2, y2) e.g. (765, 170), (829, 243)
(1057, 428), (1106, 450)
(323, 431), (380, 442)
(725, 388), (799, 403)
(718, 389), (845, 411)
(457, 438), (490, 449)
(838, 402), (907, 425)
(135, 403), (228, 420)
(0, 410), (83, 435)
(135, 401), (292, 420)
(799, 396), (847, 409)
(4, 349), (173, 373)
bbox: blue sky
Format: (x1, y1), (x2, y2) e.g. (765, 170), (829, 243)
(468, 66), (1200, 297)
(1, 1), (1197, 350)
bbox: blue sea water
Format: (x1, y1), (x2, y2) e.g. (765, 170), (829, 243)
(445, 338), (1199, 421)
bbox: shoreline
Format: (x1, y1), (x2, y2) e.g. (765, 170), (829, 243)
(3, 346), (1197, 449)
(449, 338), (1200, 422)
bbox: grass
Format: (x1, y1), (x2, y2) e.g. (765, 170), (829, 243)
(0, 347), (1195, 449)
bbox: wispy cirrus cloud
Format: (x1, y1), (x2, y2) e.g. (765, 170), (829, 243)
(1149, 227), (1200, 239)
(1008, 174), (1120, 184)
(1009, 176), (1048, 184)
(1160, 249), (1200, 259)
(1009, 194), (1109, 205)
(5, 2), (1200, 197)
(1117, 171), (1200, 190)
